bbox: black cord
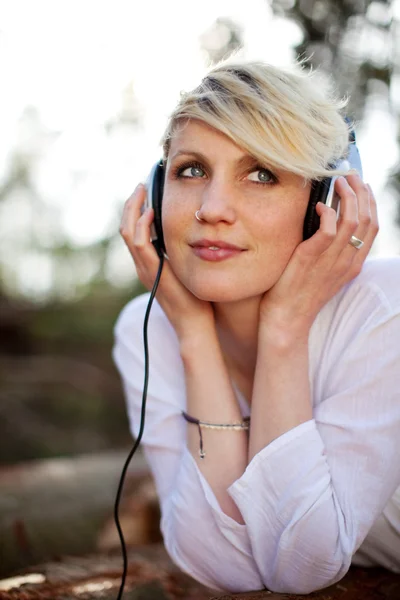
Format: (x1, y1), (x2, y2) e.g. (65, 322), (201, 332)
(113, 253), (165, 600)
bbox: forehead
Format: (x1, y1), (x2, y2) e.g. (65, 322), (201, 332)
(166, 118), (310, 191)
(168, 119), (247, 161)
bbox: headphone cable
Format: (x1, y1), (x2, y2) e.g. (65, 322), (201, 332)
(113, 253), (165, 600)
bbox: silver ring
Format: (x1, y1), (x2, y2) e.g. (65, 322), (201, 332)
(195, 210), (204, 222)
(348, 235), (364, 249)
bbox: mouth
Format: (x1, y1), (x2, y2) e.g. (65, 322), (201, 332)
(189, 239), (246, 262)
(190, 239), (244, 251)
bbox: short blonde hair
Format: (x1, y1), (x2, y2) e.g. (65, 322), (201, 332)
(161, 60), (351, 181)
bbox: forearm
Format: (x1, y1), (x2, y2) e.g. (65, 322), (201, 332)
(180, 326), (248, 523)
(249, 323), (313, 462)
(161, 445), (264, 592)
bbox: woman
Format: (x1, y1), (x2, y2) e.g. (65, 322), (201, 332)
(113, 60), (400, 594)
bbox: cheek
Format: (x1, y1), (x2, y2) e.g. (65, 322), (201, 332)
(281, 190), (309, 241)
(257, 200), (306, 250)
(249, 198), (307, 282)
(161, 194), (191, 259)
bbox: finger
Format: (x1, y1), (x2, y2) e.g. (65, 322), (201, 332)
(125, 205), (156, 267)
(368, 184), (379, 239)
(356, 183), (378, 247)
(119, 184), (163, 284)
(343, 173), (371, 244)
(119, 183), (146, 238)
(129, 206), (166, 289)
(292, 203), (336, 275)
(334, 175), (359, 247)
(333, 182), (378, 283)
(299, 202), (337, 258)
(133, 206), (155, 252)
(314, 202), (337, 250)
(348, 184), (379, 266)
(341, 179), (375, 255)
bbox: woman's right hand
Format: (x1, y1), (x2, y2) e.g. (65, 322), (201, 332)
(120, 184), (215, 341)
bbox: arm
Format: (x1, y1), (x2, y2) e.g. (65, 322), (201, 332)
(229, 279), (400, 593)
(113, 299), (264, 592)
(249, 174), (375, 460)
(120, 184), (251, 522)
(180, 326), (248, 523)
(227, 177), (398, 593)
(117, 185), (263, 591)
(248, 326), (311, 461)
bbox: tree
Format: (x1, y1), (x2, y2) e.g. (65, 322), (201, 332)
(270, 0), (400, 230)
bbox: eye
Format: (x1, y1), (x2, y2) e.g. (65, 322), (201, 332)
(247, 168), (276, 184)
(178, 163), (206, 179)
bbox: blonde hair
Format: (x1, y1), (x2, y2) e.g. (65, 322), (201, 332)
(161, 59), (352, 181)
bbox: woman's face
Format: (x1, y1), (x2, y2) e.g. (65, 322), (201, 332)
(162, 119), (311, 303)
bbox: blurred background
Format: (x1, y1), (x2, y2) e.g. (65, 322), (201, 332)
(0, 0), (399, 579)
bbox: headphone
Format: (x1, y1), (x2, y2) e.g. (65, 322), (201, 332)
(144, 126), (362, 256)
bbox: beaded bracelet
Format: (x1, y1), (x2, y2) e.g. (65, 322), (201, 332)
(182, 410), (250, 459)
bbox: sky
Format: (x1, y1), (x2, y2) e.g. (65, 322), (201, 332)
(0, 0), (399, 298)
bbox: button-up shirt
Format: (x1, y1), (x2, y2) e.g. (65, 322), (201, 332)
(113, 257), (400, 594)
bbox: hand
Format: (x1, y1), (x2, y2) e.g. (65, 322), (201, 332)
(259, 174), (379, 341)
(120, 184), (214, 340)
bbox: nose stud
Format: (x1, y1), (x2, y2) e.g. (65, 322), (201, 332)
(195, 210), (204, 222)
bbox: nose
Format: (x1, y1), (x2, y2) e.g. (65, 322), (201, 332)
(196, 176), (236, 225)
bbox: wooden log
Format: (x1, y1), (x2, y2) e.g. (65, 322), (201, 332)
(0, 544), (214, 599)
(96, 474), (161, 552)
(0, 450), (153, 577)
(210, 567), (400, 599)
(0, 544), (399, 600)
(1, 453), (399, 599)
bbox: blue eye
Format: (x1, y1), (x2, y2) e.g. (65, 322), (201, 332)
(247, 168), (275, 184)
(179, 165), (205, 178)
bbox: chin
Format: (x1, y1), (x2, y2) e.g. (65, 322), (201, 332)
(192, 289), (242, 303)
(184, 274), (270, 304)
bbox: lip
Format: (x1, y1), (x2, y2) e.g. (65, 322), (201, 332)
(190, 239), (244, 251)
(189, 239), (246, 262)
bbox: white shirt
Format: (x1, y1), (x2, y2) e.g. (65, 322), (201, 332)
(112, 257), (400, 594)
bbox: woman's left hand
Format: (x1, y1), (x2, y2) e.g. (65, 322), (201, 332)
(259, 173), (379, 340)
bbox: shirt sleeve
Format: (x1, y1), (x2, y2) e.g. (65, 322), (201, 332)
(227, 276), (400, 594)
(112, 296), (264, 593)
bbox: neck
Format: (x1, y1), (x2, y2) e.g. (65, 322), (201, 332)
(213, 296), (262, 393)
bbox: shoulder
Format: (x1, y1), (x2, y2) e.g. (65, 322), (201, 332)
(353, 256), (400, 312)
(114, 293), (179, 352)
(317, 256), (400, 336)
(113, 293), (183, 389)
(114, 293), (166, 335)
(338, 256), (400, 330)
(113, 295), (186, 448)
(310, 257), (400, 387)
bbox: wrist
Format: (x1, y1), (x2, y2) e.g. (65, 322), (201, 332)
(178, 322), (219, 364)
(258, 312), (311, 352)
(174, 310), (215, 343)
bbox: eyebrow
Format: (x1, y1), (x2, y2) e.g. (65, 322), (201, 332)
(168, 149), (260, 170)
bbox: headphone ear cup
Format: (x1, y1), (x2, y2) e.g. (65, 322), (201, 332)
(150, 161), (166, 256)
(303, 177), (331, 240)
(303, 123), (362, 241)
